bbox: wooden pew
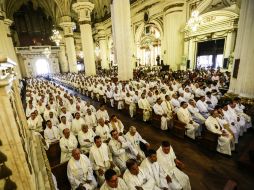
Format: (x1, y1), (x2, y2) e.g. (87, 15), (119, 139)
(51, 161), (71, 190)
(172, 113), (186, 139)
(135, 104), (143, 121)
(151, 110), (162, 129)
(199, 125), (219, 151)
(123, 103), (130, 116)
(46, 141), (61, 167)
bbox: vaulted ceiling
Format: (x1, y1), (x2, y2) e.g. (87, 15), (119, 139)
(1, 0), (112, 24)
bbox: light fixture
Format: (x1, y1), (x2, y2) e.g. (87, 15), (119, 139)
(43, 48), (51, 58)
(50, 29), (62, 46)
(187, 10), (202, 32)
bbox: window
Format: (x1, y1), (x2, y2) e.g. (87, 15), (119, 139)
(35, 58), (50, 75)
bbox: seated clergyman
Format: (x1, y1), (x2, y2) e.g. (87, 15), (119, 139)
(123, 158), (157, 190)
(89, 136), (120, 185)
(60, 128), (78, 163)
(44, 120), (60, 144)
(157, 141), (191, 190)
(141, 149), (173, 190)
(100, 169), (128, 190)
(67, 148), (97, 190)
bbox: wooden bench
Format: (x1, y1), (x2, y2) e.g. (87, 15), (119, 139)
(199, 125), (219, 151)
(123, 103), (130, 116)
(151, 110), (162, 129)
(51, 161), (71, 190)
(172, 113), (186, 139)
(46, 141), (61, 167)
(135, 104), (144, 121)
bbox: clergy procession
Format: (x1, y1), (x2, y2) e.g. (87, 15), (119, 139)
(24, 67), (253, 190)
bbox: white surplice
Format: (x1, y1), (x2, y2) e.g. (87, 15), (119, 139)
(157, 146), (191, 190)
(67, 154), (97, 190)
(59, 134), (78, 163)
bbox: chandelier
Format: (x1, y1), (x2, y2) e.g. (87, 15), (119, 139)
(187, 10), (202, 32)
(50, 29), (62, 46)
(43, 48), (51, 58)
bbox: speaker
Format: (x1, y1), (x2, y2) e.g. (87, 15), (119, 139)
(186, 60), (190, 69)
(223, 58), (228, 69)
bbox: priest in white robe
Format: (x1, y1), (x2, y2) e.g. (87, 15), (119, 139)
(161, 95), (174, 120)
(89, 136), (120, 185)
(123, 159), (159, 190)
(100, 169), (128, 190)
(138, 93), (152, 122)
(125, 126), (150, 161)
(196, 96), (210, 118)
(153, 98), (169, 130)
(44, 120), (61, 144)
(60, 128), (78, 163)
(96, 118), (111, 143)
(187, 99), (206, 125)
(67, 148), (97, 190)
(177, 102), (201, 139)
(205, 110), (234, 156)
(27, 112), (42, 132)
(71, 112), (85, 136)
(96, 104), (110, 123)
(60, 107), (73, 123)
(125, 92), (136, 118)
(84, 109), (98, 130)
(78, 124), (96, 154)
(157, 141), (191, 190)
(108, 130), (130, 173)
(59, 116), (71, 137)
(109, 115), (124, 135)
(141, 149), (172, 190)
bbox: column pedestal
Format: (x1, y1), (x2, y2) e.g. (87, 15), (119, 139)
(60, 21), (78, 73)
(111, 0), (133, 80)
(163, 1), (185, 71)
(73, 0), (96, 76)
(229, 0), (254, 98)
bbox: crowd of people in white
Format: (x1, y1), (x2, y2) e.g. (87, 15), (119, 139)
(25, 69), (252, 190)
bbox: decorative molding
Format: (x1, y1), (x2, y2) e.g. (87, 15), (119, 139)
(79, 20), (91, 25)
(64, 34), (74, 38)
(165, 10), (183, 16)
(164, 3), (184, 12)
(136, 2), (160, 14)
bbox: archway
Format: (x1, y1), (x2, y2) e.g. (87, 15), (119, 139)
(35, 58), (50, 75)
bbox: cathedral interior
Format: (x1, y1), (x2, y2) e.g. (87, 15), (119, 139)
(0, 0), (254, 190)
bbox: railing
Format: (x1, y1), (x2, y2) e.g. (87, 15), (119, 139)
(15, 46), (60, 53)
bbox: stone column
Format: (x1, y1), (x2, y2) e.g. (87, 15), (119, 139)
(59, 21), (78, 73)
(229, 0), (254, 98)
(224, 30), (236, 58)
(58, 43), (69, 73)
(163, 1), (185, 71)
(73, 0), (96, 76)
(4, 19), (21, 78)
(111, 0), (133, 80)
(95, 24), (109, 70)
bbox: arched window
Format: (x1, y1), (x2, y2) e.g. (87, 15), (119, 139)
(35, 58), (50, 75)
